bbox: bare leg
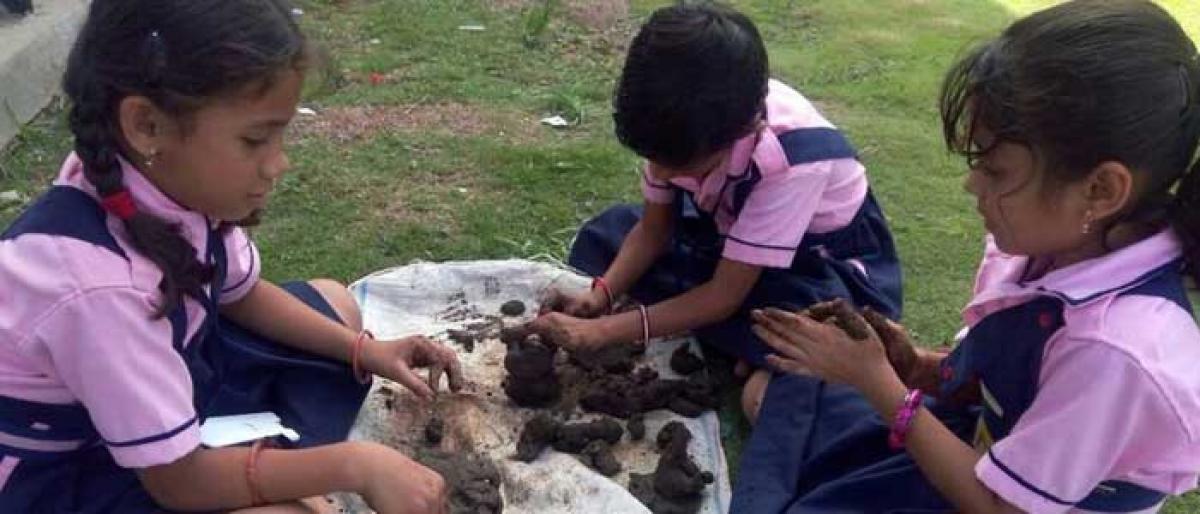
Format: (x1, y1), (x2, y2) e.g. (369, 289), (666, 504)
(741, 369), (772, 425)
(307, 279), (363, 333)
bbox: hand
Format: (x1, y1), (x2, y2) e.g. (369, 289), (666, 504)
(527, 312), (607, 351)
(539, 288), (609, 318)
(363, 336), (464, 402)
(356, 442), (448, 514)
(861, 308), (921, 384)
(752, 307), (895, 391)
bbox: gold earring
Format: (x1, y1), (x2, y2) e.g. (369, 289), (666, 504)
(1081, 210), (1094, 235)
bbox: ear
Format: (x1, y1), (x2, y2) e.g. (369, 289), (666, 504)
(1085, 161), (1135, 221)
(116, 96), (169, 160)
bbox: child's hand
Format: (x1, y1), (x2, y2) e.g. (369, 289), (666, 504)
(527, 312), (606, 351)
(539, 288), (608, 318)
(355, 442), (449, 514)
(364, 336), (465, 402)
(861, 308), (921, 383)
(752, 307), (895, 391)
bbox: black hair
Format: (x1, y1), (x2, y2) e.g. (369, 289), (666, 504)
(63, 0), (307, 316)
(940, 0), (1200, 282)
(613, 1), (768, 169)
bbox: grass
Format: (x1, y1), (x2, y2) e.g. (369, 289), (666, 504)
(2, 0), (1198, 511)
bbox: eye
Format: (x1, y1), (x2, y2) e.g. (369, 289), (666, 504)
(242, 137), (268, 148)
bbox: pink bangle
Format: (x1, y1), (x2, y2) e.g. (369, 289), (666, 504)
(636, 304), (650, 345)
(591, 277), (615, 314)
(888, 389), (922, 450)
(351, 330), (373, 384)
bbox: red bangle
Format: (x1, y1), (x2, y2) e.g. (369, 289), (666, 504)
(351, 330), (373, 384)
(888, 389), (923, 450)
(245, 439), (269, 506)
(636, 304), (650, 345)
(591, 277), (615, 314)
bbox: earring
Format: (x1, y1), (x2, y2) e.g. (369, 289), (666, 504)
(144, 149), (159, 169)
(1081, 209), (1094, 235)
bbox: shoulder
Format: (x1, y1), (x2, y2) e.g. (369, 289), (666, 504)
(763, 79), (836, 132)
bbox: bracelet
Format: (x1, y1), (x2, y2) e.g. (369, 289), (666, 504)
(591, 277), (615, 314)
(887, 389), (923, 450)
(636, 304), (650, 346)
(245, 439), (269, 507)
(351, 329), (374, 384)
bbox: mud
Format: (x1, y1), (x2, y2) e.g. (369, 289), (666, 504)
(627, 413), (646, 441)
(804, 298), (873, 341)
(500, 300), (526, 317)
(581, 440), (622, 476)
(579, 367), (720, 419)
(627, 422), (713, 514)
(447, 329), (477, 353)
(413, 450), (504, 514)
(669, 344), (704, 375)
(424, 416), (445, 446)
(513, 413), (626, 477)
(515, 413), (560, 463)
(502, 334), (561, 408)
(552, 418), (623, 453)
(570, 343), (642, 374)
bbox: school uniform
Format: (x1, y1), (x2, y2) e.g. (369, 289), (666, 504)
(732, 230), (1200, 513)
(0, 154), (369, 513)
(570, 79), (904, 367)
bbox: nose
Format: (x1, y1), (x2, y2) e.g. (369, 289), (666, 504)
(963, 168), (981, 197)
(262, 149), (290, 182)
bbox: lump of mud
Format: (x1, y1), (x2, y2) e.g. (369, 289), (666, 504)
(628, 422), (713, 513)
(627, 413), (646, 441)
(503, 334), (561, 408)
(581, 440), (622, 477)
(425, 416), (445, 446)
(579, 370), (720, 419)
(447, 329), (477, 353)
(552, 418), (623, 453)
(669, 344), (704, 376)
(415, 450), (503, 514)
(516, 414), (560, 462)
(570, 343), (643, 374)
(805, 298), (872, 341)
(500, 300), (526, 317)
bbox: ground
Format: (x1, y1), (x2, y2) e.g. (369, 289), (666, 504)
(2, 0), (1198, 511)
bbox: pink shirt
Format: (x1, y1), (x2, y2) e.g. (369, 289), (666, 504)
(0, 154), (261, 468)
(641, 79), (869, 268)
(963, 231), (1200, 513)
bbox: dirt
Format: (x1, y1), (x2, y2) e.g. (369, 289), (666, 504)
(447, 329), (477, 353)
(581, 440), (622, 476)
(627, 413), (645, 441)
(515, 413), (560, 463)
(669, 344), (704, 375)
(552, 418), (623, 453)
(424, 416), (445, 446)
(578, 367), (720, 419)
(804, 298), (873, 340)
(569, 343), (642, 374)
(500, 300), (526, 317)
(627, 422), (713, 514)
(413, 449), (503, 514)
(502, 334), (561, 408)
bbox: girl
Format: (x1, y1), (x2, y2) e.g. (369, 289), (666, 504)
(532, 1), (903, 421)
(0, 1), (463, 513)
(741, 1), (1200, 512)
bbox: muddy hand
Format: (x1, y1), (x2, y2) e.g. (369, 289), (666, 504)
(861, 308), (920, 383)
(527, 312), (605, 351)
(538, 287), (607, 318)
(752, 307), (891, 389)
(804, 299), (873, 341)
(367, 336), (464, 402)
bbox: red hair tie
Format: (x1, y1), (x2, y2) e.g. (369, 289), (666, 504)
(100, 191), (137, 220)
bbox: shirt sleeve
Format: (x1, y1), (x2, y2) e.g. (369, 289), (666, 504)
(641, 164), (677, 205)
(722, 160), (833, 268)
(219, 226), (261, 304)
(975, 339), (1193, 513)
(34, 288), (199, 468)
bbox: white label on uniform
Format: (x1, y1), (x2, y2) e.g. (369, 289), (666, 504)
(199, 412), (300, 448)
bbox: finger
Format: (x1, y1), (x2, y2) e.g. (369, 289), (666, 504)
(765, 354), (812, 376)
(752, 323), (808, 360)
(757, 308), (811, 337)
(442, 347), (465, 392)
(394, 364), (436, 402)
(806, 300), (843, 321)
(428, 365), (444, 396)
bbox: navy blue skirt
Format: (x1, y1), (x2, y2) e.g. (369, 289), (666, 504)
(4, 281), (370, 514)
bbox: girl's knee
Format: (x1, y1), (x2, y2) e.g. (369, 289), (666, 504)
(307, 279), (362, 332)
(741, 369), (772, 425)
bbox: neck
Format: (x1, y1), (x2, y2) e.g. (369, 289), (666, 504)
(1035, 222), (1159, 275)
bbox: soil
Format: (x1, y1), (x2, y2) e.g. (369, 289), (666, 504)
(500, 300), (526, 317)
(447, 329), (477, 353)
(569, 343), (643, 374)
(627, 413), (646, 442)
(515, 413), (560, 463)
(424, 416), (445, 446)
(552, 418), (623, 453)
(502, 334), (561, 408)
(804, 298), (873, 340)
(581, 440), (622, 476)
(669, 344), (705, 375)
(627, 422), (713, 514)
(578, 367), (720, 419)
(413, 449), (504, 514)
(513, 413), (626, 477)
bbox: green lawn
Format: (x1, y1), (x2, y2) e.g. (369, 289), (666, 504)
(2, 0), (1197, 511)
